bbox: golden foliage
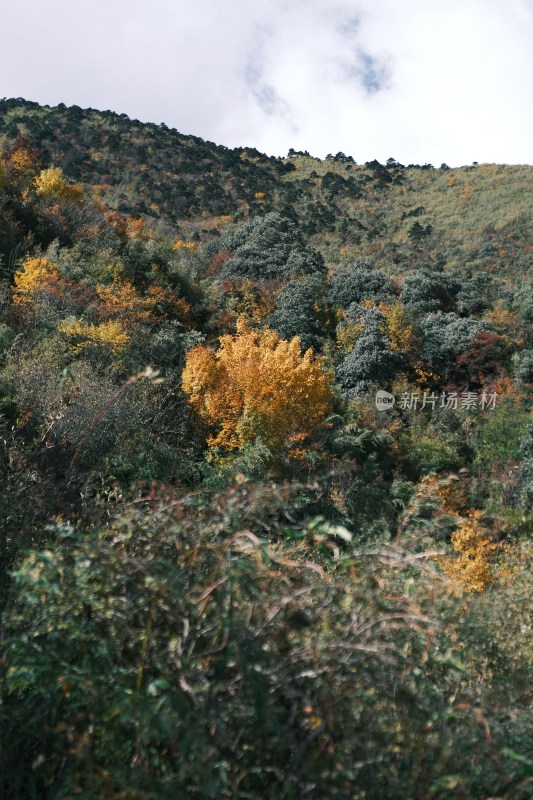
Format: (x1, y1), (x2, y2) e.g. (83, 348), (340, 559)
(411, 362), (438, 388)
(58, 318), (129, 354)
(34, 166), (82, 202)
(336, 321), (364, 354)
(12, 257), (60, 304)
(443, 510), (499, 592)
(486, 373), (523, 404)
(9, 147), (38, 175)
(432, 478), (469, 515)
(96, 280), (191, 327)
(487, 301), (518, 333)
(148, 285), (193, 324)
(127, 217), (153, 241)
(96, 280), (152, 324)
(172, 239), (198, 251)
(379, 302), (417, 355)
(182, 318), (333, 456)
(226, 279), (277, 323)
(400, 474), (500, 592)
(194, 214), (233, 232)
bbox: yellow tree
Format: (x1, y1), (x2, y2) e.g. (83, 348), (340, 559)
(444, 510), (500, 592)
(12, 257), (60, 304)
(9, 146), (39, 177)
(58, 318), (129, 354)
(379, 301), (417, 355)
(96, 279), (191, 327)
(398, 474), (501, 592)
(96, 280), (153, 325)
(34, 166), (82, 203)
(182, 319), (332, 457)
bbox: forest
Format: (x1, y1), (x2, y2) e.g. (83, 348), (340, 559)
(0, 98), (532, 799)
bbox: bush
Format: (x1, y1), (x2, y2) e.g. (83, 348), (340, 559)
(2, 485), (530, 799)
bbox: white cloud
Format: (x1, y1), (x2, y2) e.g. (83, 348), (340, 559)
(1, 0), (532, 165)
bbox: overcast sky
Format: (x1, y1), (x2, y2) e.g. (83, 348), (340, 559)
(2, 0), (533, 165)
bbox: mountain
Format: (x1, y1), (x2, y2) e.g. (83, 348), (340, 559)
(1, 98), (532, 286)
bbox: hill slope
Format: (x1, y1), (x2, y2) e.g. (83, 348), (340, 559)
(1, 97), (532, 284)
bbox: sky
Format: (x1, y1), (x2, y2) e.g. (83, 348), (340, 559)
(2, 0), (533, 166)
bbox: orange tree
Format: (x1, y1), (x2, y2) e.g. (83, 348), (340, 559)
(182, 318), (332, 458)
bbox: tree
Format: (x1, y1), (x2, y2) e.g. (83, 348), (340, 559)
(221, 213), (325, 281)
(452, 331), (507, 387)
(400, 269), (461, 314)
(379, 301), (418, 356)
(336, 307), (402, 396)
(34, 166), (82, 203)
(267, 275), (331, 352)
(512, 349), (533, 387)
(58, 318), (129, 354)
(514, 278), (533, 322)
(408, 221), (433, 243)
(419, 312), (486, 374)
(456, 274), (490, 314)
(517, 423), (533, 507)
(12, 256), (60, 304)
(329, 261), (395, 309)
(182, 318), (332, 457)
(364, 159), (393, 188)
(444, 510), (500, 592)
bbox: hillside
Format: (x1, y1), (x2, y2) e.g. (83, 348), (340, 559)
(0, 99), (532, 800)
(2, 98), (532, 284)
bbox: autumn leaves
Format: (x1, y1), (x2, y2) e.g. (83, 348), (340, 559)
(182, 319), (333, 460)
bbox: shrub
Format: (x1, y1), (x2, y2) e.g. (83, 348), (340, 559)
(2, 486), (528, 799)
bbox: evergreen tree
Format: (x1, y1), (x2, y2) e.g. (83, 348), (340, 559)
(329, 260), (395, 308)
(336, 307), (402, 395)
(222, 213), (325, 281)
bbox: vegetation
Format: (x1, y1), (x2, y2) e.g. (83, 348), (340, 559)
(0, 99), (531, 799)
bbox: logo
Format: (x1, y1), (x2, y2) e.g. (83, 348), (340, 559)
(375, 390), (396, 412)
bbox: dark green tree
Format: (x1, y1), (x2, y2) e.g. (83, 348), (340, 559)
(329, 261), (396, 309)
(267, 275), (330, 352)
(419, 311), (486, 373)
(336, 306), (402, 395)
(400, 269), (461, 314)
(222, 213), (325, 281)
